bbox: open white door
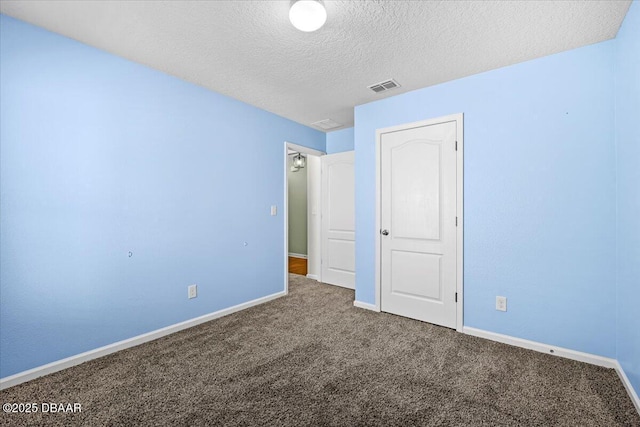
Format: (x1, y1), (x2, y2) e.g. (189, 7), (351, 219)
(379, 116), (462, 329)
(321, 151), (355, 289)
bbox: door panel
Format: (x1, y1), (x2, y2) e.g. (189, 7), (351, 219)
(391, 251), (441, 300)
(328, 162), (355, 232)
(326, 239), (355, 273)
(381, 121), (457, 328)
(392, 142), (441, 240)
(321, 151), (355, 289)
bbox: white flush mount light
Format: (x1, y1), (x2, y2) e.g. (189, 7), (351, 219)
(289, 0), (327, 32)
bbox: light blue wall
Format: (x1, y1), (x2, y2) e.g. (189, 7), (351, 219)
(326, 127), (354, 154)
(615, 0), (640, 398)
(354, 41), (617, 358)
(0, 15), (324, 378)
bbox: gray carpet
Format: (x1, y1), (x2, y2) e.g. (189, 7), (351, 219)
(1, 274), (638, 426)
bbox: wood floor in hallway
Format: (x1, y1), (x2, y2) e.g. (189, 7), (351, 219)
(288, 256), (307, 276)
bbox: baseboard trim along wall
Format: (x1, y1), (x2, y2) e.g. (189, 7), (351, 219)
(614, 360), (640, 414)
(463, 327), (617, 367)
(0, 291), (286, 391)
(288, 253), (308, 259)
(353, 300), (380, 312)
(306, 274), (318, 280)
(464, 327), (639, 413)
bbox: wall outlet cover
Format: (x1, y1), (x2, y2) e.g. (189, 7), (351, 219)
(496, 296), (507, 312)
(188, 284), (197, 299)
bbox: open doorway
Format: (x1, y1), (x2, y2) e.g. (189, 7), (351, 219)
(283, 142), (324, 293)
(287, 150), (309, 275)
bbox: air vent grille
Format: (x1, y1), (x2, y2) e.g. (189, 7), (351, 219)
(368, 78), (401, 93)
(311, 119), (343, 131)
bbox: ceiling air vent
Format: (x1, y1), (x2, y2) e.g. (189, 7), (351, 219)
(368, 78), (401, 93)
(311, 119), (343, 131)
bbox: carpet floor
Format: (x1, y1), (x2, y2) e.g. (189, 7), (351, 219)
(1, 274), (638, 426)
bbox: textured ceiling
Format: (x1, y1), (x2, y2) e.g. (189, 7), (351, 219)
(0, 1), (632, 131)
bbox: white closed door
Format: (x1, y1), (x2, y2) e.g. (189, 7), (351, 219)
(321, 151), (355, 289)
(380, 120), (458, 328)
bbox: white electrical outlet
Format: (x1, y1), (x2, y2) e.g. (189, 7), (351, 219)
(496, 296), (507, 312)
(188, 284), (197, 299)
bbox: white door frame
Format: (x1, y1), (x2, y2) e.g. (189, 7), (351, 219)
(374, 113), (464, 332)
(283, 141), (325, 294)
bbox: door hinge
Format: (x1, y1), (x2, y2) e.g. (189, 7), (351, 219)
(455, 140), (458, 151)
(455, 216), (458, 226)
(455, 292), (458, 302)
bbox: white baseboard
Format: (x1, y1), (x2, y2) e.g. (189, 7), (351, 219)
(614, 360), (640, 414)
(288, 253), (307, 259)
(353, 300), (380, 312)
(463, 327), (617, 368)
(0, 291), (286, 390)
(306, 274), (318, 280)
(463, 326), (640, 415)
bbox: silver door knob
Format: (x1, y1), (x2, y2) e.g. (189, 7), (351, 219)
(381, 229), (389, 236)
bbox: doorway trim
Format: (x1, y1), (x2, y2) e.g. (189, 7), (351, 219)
(283, 141), (325, 295)
(374, 113), (464, 332)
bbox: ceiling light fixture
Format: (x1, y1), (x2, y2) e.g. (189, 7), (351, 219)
(290, 152), (307, 172)
(292, 152), (306, 169)
(289, 0), (327, 32)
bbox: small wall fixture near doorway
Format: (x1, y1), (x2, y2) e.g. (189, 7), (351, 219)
(376, 114), (463, 331)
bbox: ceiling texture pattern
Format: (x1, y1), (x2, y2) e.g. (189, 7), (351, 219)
(0, 0), (632, 131)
